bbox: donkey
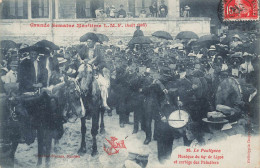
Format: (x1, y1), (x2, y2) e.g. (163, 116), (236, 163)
(2, 91), (64, 168)
(77, 66), (111, 156)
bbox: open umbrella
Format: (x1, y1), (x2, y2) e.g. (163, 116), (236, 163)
(152, 31), (173, 40)
(128, 36), (153, 45)
(80, 32), (100, 43)
(197, 35), (220, 47)
(96, 33), (109, 42)
(1, 40), (17, 50)
(175, 31), (199, 40)
(221, 31), (247, 45)
(34, 40), (60, 50)
(19, 46), (50, 54)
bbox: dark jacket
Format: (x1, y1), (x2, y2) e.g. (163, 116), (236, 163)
(168, 77), (194, 107)
(133, 30), (144, 37)
(117, 9), (126, 18)
(127, 73), (146, 111)
(18, 58), (45, 92)
(159, 4), (168, 17)
(149, 5), (158, 14)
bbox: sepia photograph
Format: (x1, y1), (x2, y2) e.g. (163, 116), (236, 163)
(0, 0), (259, 167)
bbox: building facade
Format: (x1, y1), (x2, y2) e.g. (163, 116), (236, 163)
(1, 0), (181, 19)
(0, 0), (211, 45)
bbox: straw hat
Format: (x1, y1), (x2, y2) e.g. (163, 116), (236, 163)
(232, 34), (241, 41)
(243, 52), (253, 57)
(202, 111), (228, 124)
(230, 52), (243, 58)
(57, 57), (67, 64)
(188, 53), (197, 57)
(178, 46), (184, 51)
(209, 45), (216, 51)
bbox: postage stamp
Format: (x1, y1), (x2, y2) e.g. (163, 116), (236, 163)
(223, 0), (259, 20)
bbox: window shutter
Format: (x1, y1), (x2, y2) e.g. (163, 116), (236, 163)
(17, 0), (23, 17)
(135, 0), (142, 16)
(59, 0), (76, 19)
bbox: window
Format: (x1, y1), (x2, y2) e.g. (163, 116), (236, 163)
(76, 0), (104, 18)
(31, 0), (49, 18)
(59, 0), (76, 19)
(76, 0), (87, 18)
(1, 0), (28, 19)
(135, 0), (152, 17)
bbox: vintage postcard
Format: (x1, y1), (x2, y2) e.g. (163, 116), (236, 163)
(0, 0), (259, 168)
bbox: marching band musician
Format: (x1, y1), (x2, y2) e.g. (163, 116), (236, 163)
(127, 63), (146, 133)
(156, 62), (207, 162)
(114, 62), (131, 128)
(139, 67), (168, 144)
(240, 52), (255, 83)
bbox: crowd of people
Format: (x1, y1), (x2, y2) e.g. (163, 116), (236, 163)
(95, 0), (169, 18)
(95, 0), (193, 19)
(0, 27), (259, 166)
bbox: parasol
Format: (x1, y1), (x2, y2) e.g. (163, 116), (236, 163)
(34, 40), (60, 50)
(128, 36), (153, 45)
(221, 31), (247, 45)
(152, 31), (173, 40)
(80, 32), (100, 43)
(197, 35), (220, 47)
(175, 31), (199, 40)
(0, 40), (17, 50)
(96, 33), (109, 42)
(19, 46), (50, 54)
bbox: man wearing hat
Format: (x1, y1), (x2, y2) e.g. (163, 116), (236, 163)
(183, 5), (190, 17)
(175, 63), (209, 122)
(228, 52), (243, 78)
(176, 45), (186, 60)
(113, 61), (132, 128)
(240, 52), (255, 85)
(149, 1), (158, 17)
(159, 0), (168, 17)
(133, 25), (144, 37)
(139, 67), (168, 145)
(208, 45), (218, 62)
(126, 64), (146, 134)
(240, 52), (254, 74)
(109, 5), (116, 18)
(230, 34), (243, 50)
(156, 63), (203, 149)
(213, 55), (228, 72)
(211, 55), (229, 92)
(117, 4), (127, 18)
(18, 50), (46, 92)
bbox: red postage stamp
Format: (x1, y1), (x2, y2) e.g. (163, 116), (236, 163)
(223, 0), (259, 20)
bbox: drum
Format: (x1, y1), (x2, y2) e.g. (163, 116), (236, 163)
(168, 109), (190, 128)
(215, 77), (257, 108)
